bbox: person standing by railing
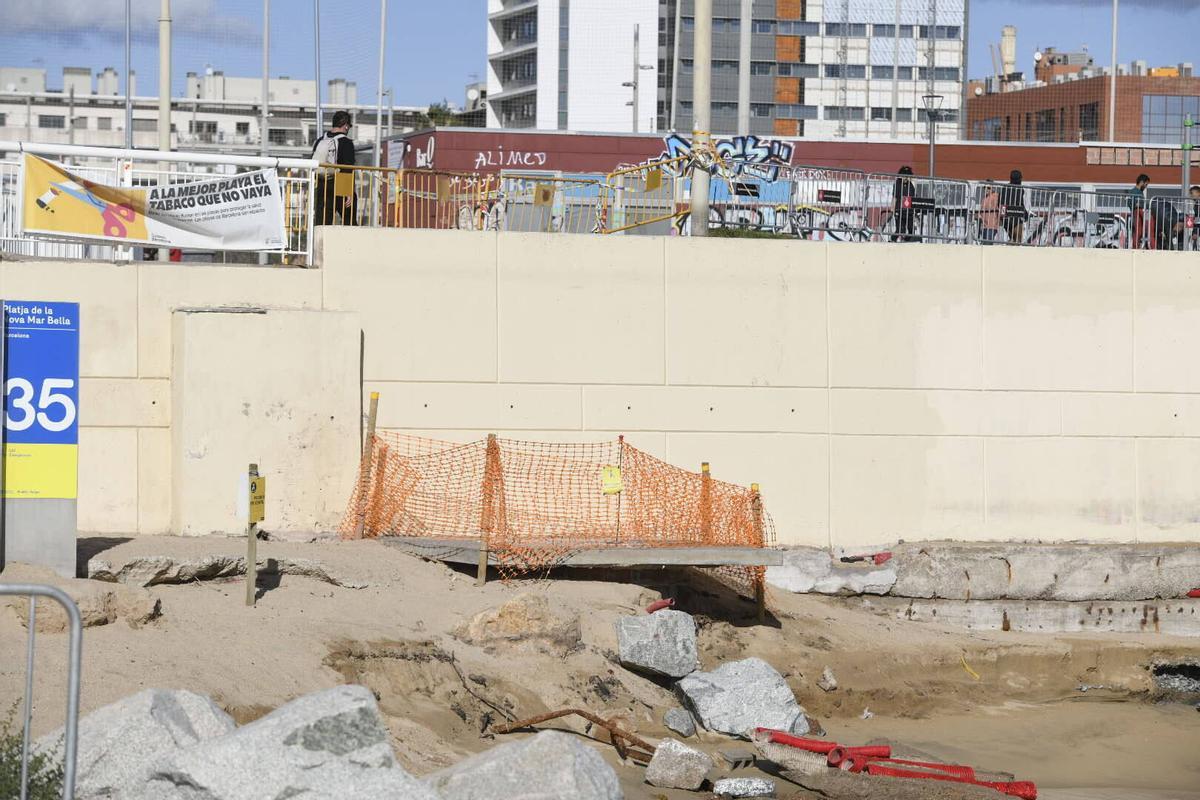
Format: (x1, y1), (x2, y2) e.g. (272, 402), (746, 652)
(999, 170), (1027, 245)
(978, 182), (1001, 244)
(311, 110), (357, 226)
(892, 166), (919, 242)
(1128, 174), (1152, 249)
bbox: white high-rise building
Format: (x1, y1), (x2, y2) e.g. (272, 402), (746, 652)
(486, 0), (659, 131)
(486, 0), (967, 140)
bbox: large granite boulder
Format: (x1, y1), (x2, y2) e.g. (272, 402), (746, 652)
(677, 658), (808, 737)
(644, 739), (713, 790)
(615, 610), (699, 678)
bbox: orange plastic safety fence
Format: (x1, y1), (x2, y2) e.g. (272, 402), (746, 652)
(341, 433), (775, 596)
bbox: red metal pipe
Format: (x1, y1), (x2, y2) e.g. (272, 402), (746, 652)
(645, 598), (675, 613)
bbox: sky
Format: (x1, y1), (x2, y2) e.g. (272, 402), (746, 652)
(0, 0), (1197, 109)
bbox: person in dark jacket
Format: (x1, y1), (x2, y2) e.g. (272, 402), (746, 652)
(1127, 173), (1151, 248)
(891, 166), (918, 242)
(998, 169), (1027, 245)
(311, 110), (357, 226)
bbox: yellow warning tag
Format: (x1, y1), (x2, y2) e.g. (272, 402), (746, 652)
(534, 183), (555, 207)
(645, 167), (662, 192)
(601, 465), (623, 495)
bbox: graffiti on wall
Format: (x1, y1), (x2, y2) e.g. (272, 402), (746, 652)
(658, 133), (795, 181)
(473, 147), (549, 170)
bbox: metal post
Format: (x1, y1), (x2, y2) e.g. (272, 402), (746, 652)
(1109, 0), (1118, 141)
(18, 598), (35, 800)
(891, 0), (900, 138)
(314, 0), (322, 138)
(670, 0), (682, 132)
(1183, 114), (1193, 199)
(125, 0), (133, 149)
(67, 87), (75, 147)
(159, 0), (172, 262)
(736, 0), (751, 136)
(691, 0), (712, 237)
(259, 0), (270, 266)
(387, 89), (394, 138)
(246, 463), (259, 607)
(631, 25), (640, 133)
(374, 0), (387, 167)
(928, 113), (936, 176)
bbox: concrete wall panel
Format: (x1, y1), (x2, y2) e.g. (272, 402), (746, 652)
(583, 386), (827, 433)
(1061, 392), (1200, 438)
(77, 427), (138, 533)
(984, 247), (1134, 391)
(665, 237), (827, 387)
(1135, 251), (1200, 392)
(985, 437), (1136, 541)
(1, 261), (137, 377)
(366, 382), (583, 431)
(831, 389), (1061, 436)
(320, 227), (498, 382)
(80, 378), (170, 428)
(137, 428), (172, 534)
(497, 233), (665, 384)
(828, 244), (984, 389)
(1137, 438), (1200, 539)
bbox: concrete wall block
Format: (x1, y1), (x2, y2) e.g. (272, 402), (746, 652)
(171, 309), (360, 535)
(1, 261), (138, 377)
(497, 233), (665, 384)
(1061, 392), (1200, 438)
(1135, 251), (1200, 392)
(1138, 438), (1200, 538)
(319, 227), (499, 383)
(365, 382), (583, 431)
(828, 243), (984, 389)
(831, 389), (1061, 436)
(80, 378), (170, 428)
(78, 427), (138, 534)
(584, 386), (827, 433)
(664, 237), (827, 387)
(139, 264), (322, 379)
(831, 435), (985, 544)
(985, 437), (1136, 541)
(137, 428), (172, 534)
(984, 247), (1134, 392)
(666, 433), (829, 547)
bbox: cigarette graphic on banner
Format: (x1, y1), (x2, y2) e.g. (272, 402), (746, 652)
(20, 154), (286, 250)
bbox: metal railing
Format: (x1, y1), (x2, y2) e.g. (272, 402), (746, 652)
(1, 584), (82, 800)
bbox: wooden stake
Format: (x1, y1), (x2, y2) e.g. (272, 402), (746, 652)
(700, 462), (712, 542)
(478, 434), (501, 586)
(751, 482), (765, 623)
(352, 392), (380, 540)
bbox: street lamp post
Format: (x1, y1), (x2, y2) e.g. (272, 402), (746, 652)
(922, 93), (944, 177)
(622, 24), (655, 133)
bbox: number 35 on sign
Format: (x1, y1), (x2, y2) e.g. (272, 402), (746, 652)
(3, 300), (81, 500)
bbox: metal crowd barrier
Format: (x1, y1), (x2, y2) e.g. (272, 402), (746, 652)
(499, 173), (604, 234)
(600, 157), (689, 235)
(862, 172), (973, 244)
(1149, 196), (1200, 251)
(1, 583), (82, 800)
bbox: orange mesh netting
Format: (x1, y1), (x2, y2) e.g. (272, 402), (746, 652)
(340, 433), (775, 596)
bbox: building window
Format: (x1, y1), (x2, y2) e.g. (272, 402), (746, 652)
(713, 102), (738, 113)
(0, 113), (7, 127)
(896, 108), (914, 122)
(899, 25), (914, 37)
(825, 106), (865, 121)
(1080, 101), (1100, 140)
(825, 64), (865, 79)
(776, 104), (819, 119)
(682, 16), (693, 30)
(918, 25), (961, 39)
(750, 61), (774, 76)
(778, 21), (820, 35)
(188, 120), (218, 135)
(975, 117), (1003, 141)
(712, 17), (740, 33)
(898, 66), (914, 80)
(1141, 94), (1200, 143)
(132, 118), (157, 132)
(752, 20), (775, 34)
(38, 115), (66, 129)
(236, 121), (250, 135)
(872, 66), (894, 80)
(680, 58), (693, 74)
(918, 67), (961, 81)
(825, 23), (867, 37)
(714, 59), (739, 72)
(873, 24), (895, 38)
(777, 63), (819, 78)
(750, 103), (772, 117)
(71, 116), (87, 129)
(871, 107), (893, 121)
(97, 117), (111, 130)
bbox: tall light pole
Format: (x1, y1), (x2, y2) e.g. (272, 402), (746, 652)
(260, 0), (270, 266)
(922, 93), (943, 176)
(691, 0), (712, 236)
(374, 0), (387, 166)
(314, 0), (322, 136)
(1108, 0), (1118, 141)
(622, 25), (654, 133)
(158, 0), (171, 261)
(125, 0), (133, 149)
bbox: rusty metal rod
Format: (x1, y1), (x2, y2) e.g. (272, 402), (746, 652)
(492, 708), (655, 754)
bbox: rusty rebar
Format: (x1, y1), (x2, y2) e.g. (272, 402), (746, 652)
(491, 707), (655, 758)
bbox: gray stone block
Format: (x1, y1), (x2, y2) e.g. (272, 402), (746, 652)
(427, 730), (621, 800)
(766, 548), (896, 595)
(713, 776), (776, 797)
(615, 609), (699, 678)
(663, 706), (697, 737)
(677, 657), (808, 737)
(644, 739), (713, 790)
(142, 684), (436, 800)
(36, 688), (236, 800)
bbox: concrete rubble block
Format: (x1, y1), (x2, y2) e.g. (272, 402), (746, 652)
(35, 688), (235, 800)
(8, 580), (160, 632)
(426, 730), (622, 800)
(644, 738), (714, 790)
(713, 776), (776, 798)
(817, 667), (838, 693)
(453, 592), (582, 656)
(676, 657), (809, 737)
(615, 609), (699, 678)
(663, 706), (697, 737)
(88, 554), (367, 589)
(766, 547), (896, 596)
(143, 684), (437, 800)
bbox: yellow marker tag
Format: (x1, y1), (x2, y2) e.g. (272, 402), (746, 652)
(601, 465), (623, 496)
(436, 175), (451, 202)
(645, 167), (662, 192)
(249, 476), (267, 524)
(534, 183), (555, 207)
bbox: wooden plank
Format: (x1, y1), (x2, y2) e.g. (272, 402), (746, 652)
(381, 537), (783, 567)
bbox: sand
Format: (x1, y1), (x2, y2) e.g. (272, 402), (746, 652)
(2, 535), (1198, 799)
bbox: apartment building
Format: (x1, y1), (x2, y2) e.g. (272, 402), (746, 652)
(486, 0), (967, 140)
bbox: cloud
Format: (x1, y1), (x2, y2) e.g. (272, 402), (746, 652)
(0, 0), (260, 46)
